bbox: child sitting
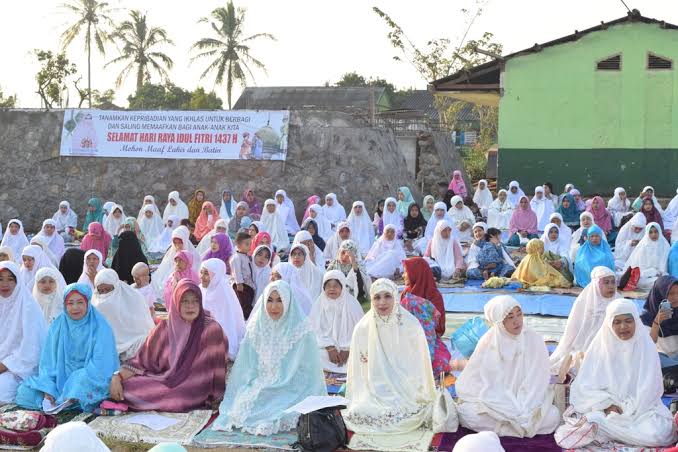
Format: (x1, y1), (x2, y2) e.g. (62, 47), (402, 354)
(476, 228), (515, 280)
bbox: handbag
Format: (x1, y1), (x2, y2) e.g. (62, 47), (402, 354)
(432, 373), (458, 433)
(618, 267), (640, 291)
(293, 406), (348, 452)
(662, 364), (678, 393)
(554, 406), (598, 449)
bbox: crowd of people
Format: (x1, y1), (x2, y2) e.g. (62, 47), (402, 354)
(2, 177), (678, 450)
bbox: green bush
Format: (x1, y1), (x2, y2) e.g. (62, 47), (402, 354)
(459, 145), (487, 182)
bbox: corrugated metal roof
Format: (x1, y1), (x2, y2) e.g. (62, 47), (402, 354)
(394, 90), (479, 122)
(233, 86), (386, 111)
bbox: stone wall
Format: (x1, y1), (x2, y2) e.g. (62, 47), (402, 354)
(0, 109), (424, 231)
(415, 131), (469, 197)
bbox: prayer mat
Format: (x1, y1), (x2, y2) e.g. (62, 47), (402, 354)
(325, 371), (347, 395)
(567, 445), (667, 452)
(192, 427), (298, 450)
(347, 429), (434, 452)
(88, 409), (211, 446)
(437, 427), (561, 451)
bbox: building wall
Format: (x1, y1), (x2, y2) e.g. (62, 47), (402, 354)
(497, 22), (678, 195)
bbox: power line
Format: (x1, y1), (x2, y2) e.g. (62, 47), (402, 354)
(619, 0), (632, 13)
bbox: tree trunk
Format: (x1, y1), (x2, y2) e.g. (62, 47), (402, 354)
(136, 64), (144, 93)
(226, 61), (233, 109)
(87, 23), (92, 108)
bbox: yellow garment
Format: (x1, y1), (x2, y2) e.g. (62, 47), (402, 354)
(187, 188), (207, 224)
(512, 239), (572, 288)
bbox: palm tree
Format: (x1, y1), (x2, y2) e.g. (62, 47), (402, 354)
(191, 1), (276, 109)
(60, 0), (115, 107)
(106, 10), (174, 92)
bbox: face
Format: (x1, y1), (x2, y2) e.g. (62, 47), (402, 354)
(86, 253), (99, 271)
(216, 225), (227, 233)
(473, 227), (485, 240)
(173, 237), (184, 250)
(353, 204), (363, 215)
(326, 197), (334, 206)
(167, 219), (174, 228)
(179, 290), (201, 322)
(409, 206), (420, 217)
(574, 193), (582, 201)
(324, 279), (342, 300)
(668, 284), (678, 307)
(203, 204), (213, 215)
(499, 192), (507, 202)
(236, 205), (246, 217)
(645, 188), (654, 197)
(238, 238), (252, 251)
(310, 209), (318, 219)
(200, 268), (211, 287)
(266, 290), (284, 320)
(632, 226), (643, 233)
(589, 233), (602, 245)
(339, 249), (352, 264)
(65, 292), (88, 320)
(599, 275), (617, 298)
(22, 256), (35, 271)
(387, 202), (396, 213)
(0, 253), (9, 262)
(270, 271), (282, 282)
(144, 210), (153, 219)
(543, 185), (551, 195)
(582, 216), (592, 228)
(266, 203), (276, 213)
(37, 276), (56, 295)
(132, 268), (149, 287)
(510, 186), (518, 194)
(385, 228), (395, 240)
(649, 226), (659, 240)
(307, 224), (317, 235)
(643, 200), (653, 212)
(0, 269), (17, 298)
(372, 290), (395, 316)
(246, 191), (254, 202)
(9, 223), (19, 234)
(535, 191), (543, 199)
(254, 249), (271, 267)
(60, 205), (68, 214)
(435, 208), (445, 219)
(96, 283), (114, 295)
(562, 198), (570, 208)
(592, 199), (599, 209)
(612, 314), (636, 340)
(290, 248), (306, 267)
(88, 204), (96, 212)
(196, 191), (205, 202)
(223, 192), (231, 202)
(479, 182), (486, 190)
(441, 227), (452, 239)
(548, 227), (559, 241)
(339, 227), (350, 240)
(170, 198), (177, 206)
(619, 191), (626, 199)
(502, 306), (523, 335)
(455, 201), (463, 210)
(175, 257), (188, 272)
(519, 198), (528, 209)
(402, 270), (410, 286)
(276, 194), (284, 204)
(397, 191), (404, 201)
(112, 209), (122, 219)
(248, 225), (258, 237)
(425, 199), (434, 209)
(210, 238), (220, 252)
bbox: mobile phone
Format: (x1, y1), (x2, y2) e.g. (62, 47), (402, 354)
(660, 300), (672, 312)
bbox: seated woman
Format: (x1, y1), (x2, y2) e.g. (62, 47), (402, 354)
(512, 239), (571, 288)
(569, 211), (608, 263)
(401, 257), (451, 375)
(0, 261), (46, 405)
(540, 223), (573, 281)
(425, 220), (465, 280)
(193, 201), (220, 242)
(464, 222), (487, 278)
(36, 219), (66, 263)
(201, 232), (233, 274)
(607, 187), (632, 228)
(641, 276), (678, 369)
(211, 280), (326, 435)
(1, 219), (29, 264)
(487, 190), (513, 240)
(326, 239), (371, 299)
(587, 195), (613, 236)
(507, 196), (538, 247)
(32, 267), (66, 325)
(456, 295), (559, 437)
(252, 245), (272, 302)
(622, 222), (671, 290)
(573, 225), (615, 287)
(16, 283), (118, 412)
(250, 232), (281, 267)
(200, 258), (246, 359)
(80, 221), (112, 262)
(305, 204), (332, 241)
(549, 266), (618, 375)
(425, 201), (454, 241)
(472, 227), (515, 280)
(365, 224), (406, 279)
(92, 269), (155, 362)
(300, 219), (326, 252)
(530, 186), (555, 232)
(639, 196), (669, 241)
(548, 212), (572, 246)
(109, 279), (227, 412)
(196, 219), (229, 255)
(270, 263), (314, 315)
(292, 230), (324, 271)
(379, 197), (403, 237)
(111, 230), (148, 285)
(226, 202), (248, 240)
(556, 193), (580, 232)
(163, 251), (200, 305)
(421, 195), (435, 222)
(151, 226), (201, 293)
(260, 199), (290, 253)
(473, 179), (493, 219)
(556, 299), (677, 448)
(455, 218), (474, 244)
(20, 245), (56, 289)
(77, 249), (103, 291)
(309, 270), (364, 374)
(346, 201), (375, 256)
(613, 212), (646, 270)
(403, 203), (427, 253)
(289, 243), (323, 300)
(342, 279), (436, 451)
(448, 195), (475, 236)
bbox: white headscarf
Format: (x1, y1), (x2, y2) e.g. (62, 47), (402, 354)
(219, 189), (239, 222)
(346, 201), (375, 255)
(32, 267), (66, 324)
(20, 244), (56, 289)
(637, 185), (664, 214)
(271, 262), (314, 315)
(138, 195), (162, 222)
(425, 202), (454, 239)
(275, 189), (300, 234)
(0, 261), (47, 382)
(36, 219), (66, 261)
(549, 266), (618, 372)
(196, 218), (230, 255)
(152, 214), (179, 253)
(448, 195), (475, 229)
(138, 204), (164, 245)
(1, 219), (29, 264)
(548, 212), (572, 246)
(473, 179), (494, 210)
(52, 200), (78, 233)
(200, 258), (246, 359)
(540, 223), (569, 256)
(365, 224), (405, 262)
(613, 212), (646, 265)
(488, 190), (514, 231)
(163, 191), (189, 222)
(624, 222), (670, 274)
(289, 243), (324, 300)
(305, 204), (332, 241)
(430, 220), (457, 278)
(309, 270), (364, 351)
(151, 226), (201, 293)
(102, 204), (125, 237)
(322, 193), (347, 227)
(92, 268), (154, 358)
(452, 431), (505, 452)
(324, 222), (352, 262)
(261, 199), (290, 251)
(381, 197), (403, 235)
(78, 249), (104, 291)
(41, 421), (111, 452)
(530, 186), (555, 231)
(252, 245), (272, 302)
(664, 187), (678, 230)
(456, 295), (555, 438)
(506, 181), (526, 207)
(569, 299), (675, 446)
(607, 187), (630, 213)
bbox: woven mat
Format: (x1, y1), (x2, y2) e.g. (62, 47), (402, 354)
(192, 428), (298, 450)
(437, 427), (560, 451)
(88, 409), (211, 446)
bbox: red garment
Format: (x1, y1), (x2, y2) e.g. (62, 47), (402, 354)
(303, 195), (321, 222)
(194, 201), (220, 241)
(163, 250), (200, 304)
(401, 257), (446, 336)
(249, 232), (277, 265)
(586, 195), (613, 234)
(79, 222), (112, 261)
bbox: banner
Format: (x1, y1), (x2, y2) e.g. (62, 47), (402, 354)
(59, 109), (290, 160)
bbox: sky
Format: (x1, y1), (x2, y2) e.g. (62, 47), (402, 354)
(3, 0), (677, 108)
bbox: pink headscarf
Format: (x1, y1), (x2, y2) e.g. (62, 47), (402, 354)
(79, 222), (112, 260)
(509, 196), (538, 235)
(163, 250), (200, 304)
(448, 170), (468, 198)
(586, 196), (612, 233)
(194, 201), (220, 241)
(303, 195), (321, 221)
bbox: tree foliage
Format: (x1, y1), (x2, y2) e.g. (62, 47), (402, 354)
(191, 1), (276, 109)
(127, 82), (223, 110)
(0, 87), (16, 108)
(34, 50), (78, 109)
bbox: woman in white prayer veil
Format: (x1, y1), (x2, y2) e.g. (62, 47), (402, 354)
(447, 196), (475, 231)
(506, 181), (526, 207)
(32, 267), (66, 324)
(292, 230), (324, 271)
(346, 201), (375, 256)
(196, 219), (230, 255)
(137, 204), (164, 248)
(288, 243), (324, 300)
(102, 204), (126, 238)
(607, 187), (632, 228)
(19, 245), (56, 290)
(487, 190), (514, 240)
(530, 186), (555, 233)
(342, 278), (436, 451)
(322, 193), (347, 229)
(365, 224), (406, 279)
(456, 295), (559, 438)
(309, 270), (364, 374)
(664, 187), (678, 232)
(381, 197), (404, 237)
(200, 258), (246, 359)
(151, 226), (201, 294)
(305, 204), (332, 241)
(473, 179), (493, 218)
(1, 220), (29, 264)
(613, 212), (646, 270)
(151, 214), (179, 253)
(30, 235), (59, 268)
(556, 299), (677, 448)
(622, 222), (671, 290)
(35, 219), (66, 263)
(269, 262), (314, 315)
(261, 199), (290, 252)
(425, 202), (455, 240)
(549, 266), (618, 375)
(162, 191), (189, 222)
(274, 189), (300, 234)
(52, 201), (78, 240)
(548, 212), (572, 247)
(137, 195), (162, 222)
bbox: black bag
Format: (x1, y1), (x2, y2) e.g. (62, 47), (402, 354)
(663, 364), (678, 394)
(292, 407), (348, 452)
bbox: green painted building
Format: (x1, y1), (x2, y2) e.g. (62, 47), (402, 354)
(431, 10), (678, 196)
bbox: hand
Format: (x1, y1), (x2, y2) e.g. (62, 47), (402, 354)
(631, 239), (639, 246)
(604, 405), (622, 415)
(656, 309), (672, 324)
(453, 269), (463, 279)
(348, 253), (357, 269)
(459, 223), (470, 232)
(236, 283), (244, 292)
(44, 393), (55, 404)
(109, 375), (124, 401)
(327, 347), (340, 365)
(339, 350), (350, 366)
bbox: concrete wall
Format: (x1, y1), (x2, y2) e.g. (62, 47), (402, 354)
(0, 109), (419, 231)
(396, 136), (417, 176)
